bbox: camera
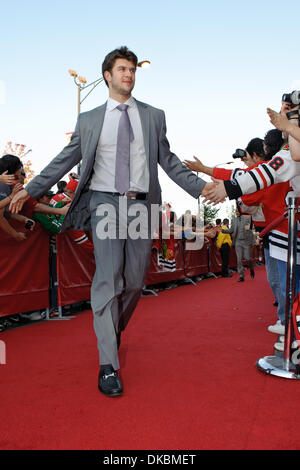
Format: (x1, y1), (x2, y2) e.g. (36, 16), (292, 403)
(25, 220), (34, 230)
(232, 148), (246, 159)
(282, 90), (300, 106)
(287, 109), (300, 127)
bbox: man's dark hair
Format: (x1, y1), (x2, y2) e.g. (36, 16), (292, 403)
(57, 180), (67, 193)
(264, 129), (284, 160)
(245, 138), (265, 160)
(102, 46), (138, 87)
(0, 154), (22, 175)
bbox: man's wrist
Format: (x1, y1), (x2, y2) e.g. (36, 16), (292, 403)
(286, 119), (299, 135)
(223, 180), (243, 200)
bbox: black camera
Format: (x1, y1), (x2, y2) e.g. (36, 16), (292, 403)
(25, 220), (34, 230)
(232, 148), (246, 159)
(282, 90), (300, 106)
(287, 109), (300, 127)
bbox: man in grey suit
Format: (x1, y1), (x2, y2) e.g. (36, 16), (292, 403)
(10, 46), (209, 397)
(227, 207), (255, 282)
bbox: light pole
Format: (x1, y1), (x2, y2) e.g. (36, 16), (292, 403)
(68, 60), (150, 174)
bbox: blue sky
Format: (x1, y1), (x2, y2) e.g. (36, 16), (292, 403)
(1, 0), (300, 217)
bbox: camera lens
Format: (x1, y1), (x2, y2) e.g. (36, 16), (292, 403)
(291, 90), (300, 105)
(282, 93), (292, 103)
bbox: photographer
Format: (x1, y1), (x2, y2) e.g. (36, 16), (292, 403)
(267, 90), (300, 161)
(203, 98), (300, 204)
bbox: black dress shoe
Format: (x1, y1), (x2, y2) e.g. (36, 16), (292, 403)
(222, 274), (233, 278)
(237, 277), (244, 282)
(98, 365), (123, 397)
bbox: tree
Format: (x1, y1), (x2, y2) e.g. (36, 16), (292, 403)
(200, 203), (220, 225)
(2, 142), (35, 184)
(226, 202), (237, 221)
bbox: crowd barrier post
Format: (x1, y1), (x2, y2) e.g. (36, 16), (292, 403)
(45, 236), (76, 321)
(206, 241), (218, 279)
(182, 240), (196, 286)
(142, 284), (158, 297)
(257, 197), (300, 379)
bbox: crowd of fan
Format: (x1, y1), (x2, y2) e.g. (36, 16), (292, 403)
(0, 157), (92, 327)
(1, 91), (300, 356)
(0, 152), (261, 332)
(184, 92), (300, 354)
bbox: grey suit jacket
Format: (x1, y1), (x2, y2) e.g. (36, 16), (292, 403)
(26, 99), (206, 231)
(228, 216), (255, 246)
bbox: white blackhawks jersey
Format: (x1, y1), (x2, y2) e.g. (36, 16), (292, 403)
(229, 146), (300, 196)
(226, 146), (300, 264)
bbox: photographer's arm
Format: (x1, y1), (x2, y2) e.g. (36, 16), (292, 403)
(267, 107), (300, 161)
(184, 157), (236, 181)
(289, 132), (300, 161)
(183, 157), (214, 177)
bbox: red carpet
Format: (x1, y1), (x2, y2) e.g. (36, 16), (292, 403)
(1, 265), (300, 450)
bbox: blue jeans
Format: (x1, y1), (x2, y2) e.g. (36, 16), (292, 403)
(276, 259), (300, 325)
(264, 248), (285, 324)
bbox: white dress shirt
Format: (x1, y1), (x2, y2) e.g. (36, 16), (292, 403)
(90, 96), (149, 193)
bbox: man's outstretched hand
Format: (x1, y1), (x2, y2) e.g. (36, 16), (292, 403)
(202, 179), (227, 205)
(184, 156), (206, 173)
(201, 181), (216, 196)
(9, 189), (30, 214)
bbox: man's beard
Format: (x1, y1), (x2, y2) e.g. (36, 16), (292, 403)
(111, 79), (134, 97)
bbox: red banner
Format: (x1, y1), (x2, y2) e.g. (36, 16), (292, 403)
(0, 222), (50, 317)
(208, 240), (222, 273)
(145, 238), (186, 285)
(56, 231), (95, 306)
(184, 238), (210, 277)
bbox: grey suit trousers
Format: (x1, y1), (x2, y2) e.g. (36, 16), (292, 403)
(90, 191), (152, 370)
(234, 241), (252, 277)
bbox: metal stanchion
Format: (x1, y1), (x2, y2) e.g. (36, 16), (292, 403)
(256, 197), (300, 379)
(45, 242), (76, 321)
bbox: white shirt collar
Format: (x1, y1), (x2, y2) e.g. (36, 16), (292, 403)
(107, 96), (135, 111)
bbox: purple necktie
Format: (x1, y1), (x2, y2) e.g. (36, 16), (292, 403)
(115, 104), (134, 194)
